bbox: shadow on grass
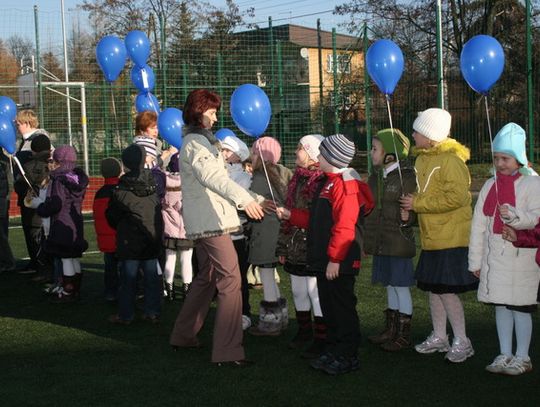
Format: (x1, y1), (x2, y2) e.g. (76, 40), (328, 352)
(0, 254), (539, 406)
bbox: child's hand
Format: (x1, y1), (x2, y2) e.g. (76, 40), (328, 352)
(262, 200), (276, 214)
(325, 261), (340, 280)
(499, 204), (510, 220)
(502, 225), (517, 242)
(399, 194), (414, 211)
(278, 256), (286, 265)
(276, 207), (290, 220)
(400, 208), (409, 222)
(472, 270), (480, 279)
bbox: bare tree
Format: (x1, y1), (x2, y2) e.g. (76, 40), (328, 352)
(6, 35), (35, 66)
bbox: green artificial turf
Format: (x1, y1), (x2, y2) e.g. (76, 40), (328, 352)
(0, 222), (538, 406)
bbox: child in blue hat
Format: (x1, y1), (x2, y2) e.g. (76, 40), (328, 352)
(469, 122), (540, 376)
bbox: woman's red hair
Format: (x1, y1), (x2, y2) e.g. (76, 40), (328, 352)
(183, 89), (221, 127)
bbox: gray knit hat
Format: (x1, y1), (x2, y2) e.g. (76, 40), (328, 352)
(319, 134), (356, 169)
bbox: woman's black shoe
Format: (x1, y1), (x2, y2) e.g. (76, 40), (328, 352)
(215, 359), (254, 368)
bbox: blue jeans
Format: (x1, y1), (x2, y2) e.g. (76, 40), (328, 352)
(118, 259), (161, 321)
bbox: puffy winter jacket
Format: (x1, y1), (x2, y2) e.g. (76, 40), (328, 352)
(92, 177), (119, 253)
(412, 138), (472, 250)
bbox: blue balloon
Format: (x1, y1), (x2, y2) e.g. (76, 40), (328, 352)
(135, 92), (160, 113)
(215, 128), (235, 141)
(96, 35), (127, 83)
(125, 30), (150, 69)
(0, 96), (17, 120)
(130, 65), (155, 92)
(460, 35), (504, 95)
(366, 39), (404, 95)
(0, 116), (16, 154)
(158, 108), (183, 149)
(230, 84), (271, 138)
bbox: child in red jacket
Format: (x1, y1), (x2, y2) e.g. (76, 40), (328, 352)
(93, 158), (122, 301)
(278, 134), (374, 375)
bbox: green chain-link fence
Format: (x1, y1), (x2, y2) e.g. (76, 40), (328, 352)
(1, 4), (539, 179)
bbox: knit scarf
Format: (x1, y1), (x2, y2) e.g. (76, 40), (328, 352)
(284, 164), (323, 232)
(285, 165), (323, 208)
(483, 171), (521, 234)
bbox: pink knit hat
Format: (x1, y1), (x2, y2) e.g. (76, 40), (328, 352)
(252, 136), (281, 165)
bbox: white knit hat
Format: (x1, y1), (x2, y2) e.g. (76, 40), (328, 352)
(221, 135), (250, 162)
(412, 108), (452, 142)
(299, 134), (324, 162)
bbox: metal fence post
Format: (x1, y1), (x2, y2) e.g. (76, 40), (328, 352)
(269, 17), (276, 136)
(160, 13), (167, 107)
(217, 52), (224, 128)
(317, 19), (324, 133)
(182, 62), (188, 105)
(332, 28), (340, 135)
(363, 23), (372, 173)
(33, 5), (44, 125)
(436, 0), (444, 109)
(276, 40), (284, 141)
(526, 0), (534, 161)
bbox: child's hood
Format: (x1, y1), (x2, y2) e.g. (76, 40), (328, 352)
(412, 138), (470, 162)
(54, 167), (88, 195)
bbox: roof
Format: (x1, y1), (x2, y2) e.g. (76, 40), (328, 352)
(235, 23), (361, 51)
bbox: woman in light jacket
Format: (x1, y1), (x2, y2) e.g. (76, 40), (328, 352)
(169, 89), (264, 366)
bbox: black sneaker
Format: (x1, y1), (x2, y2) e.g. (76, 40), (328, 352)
(310, 352), (335, 371)
(323, 355), (360, 375)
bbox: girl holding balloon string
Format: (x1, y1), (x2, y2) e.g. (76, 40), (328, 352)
(399, 108), (478, 364)
(469, 123), (540, 376)
(247, 136), (293, 337)
(169, 89), (266, 367)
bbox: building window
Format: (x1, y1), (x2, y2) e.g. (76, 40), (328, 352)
(326, 54), (351, 74)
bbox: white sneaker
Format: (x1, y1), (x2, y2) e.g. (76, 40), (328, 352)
(242, 315), (252, 331)
(445, 336), (474, 363)
(501, 356), (533, 376)
(415, 332), (450, 354)
(485, 354), (513, 374)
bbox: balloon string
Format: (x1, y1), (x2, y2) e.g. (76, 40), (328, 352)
(12, 155), (34, 190)
(257, 143), (276, 207)
(385, 95), (404, 191)
(484, 95), (499, 206)
(110, 85), (122, 151)
(148, 91), (159, 115)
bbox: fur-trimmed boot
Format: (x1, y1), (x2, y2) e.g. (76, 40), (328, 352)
(301, 316), (327, 359)
(279, 297), (289, 330)
(381, 313), (412, 352)
(368, 309), (398, 344)
(248, 300), (282, 336)
(288, 310), (313, 349)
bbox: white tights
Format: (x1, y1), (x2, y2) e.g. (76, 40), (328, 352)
(259, 267), (280, 302)
(290, 275), (322, 316)
(163, 248), (193, 285)
(61, 258), (81, 276)
(386, 285), (413, 315)
(495, 305), (532, 359)
(429, 292), (467, 339)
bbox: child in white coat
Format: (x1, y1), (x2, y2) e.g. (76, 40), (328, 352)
(469, 122), (540, 376)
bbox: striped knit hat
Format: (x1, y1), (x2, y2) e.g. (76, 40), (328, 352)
(319, 134), (356, 169)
